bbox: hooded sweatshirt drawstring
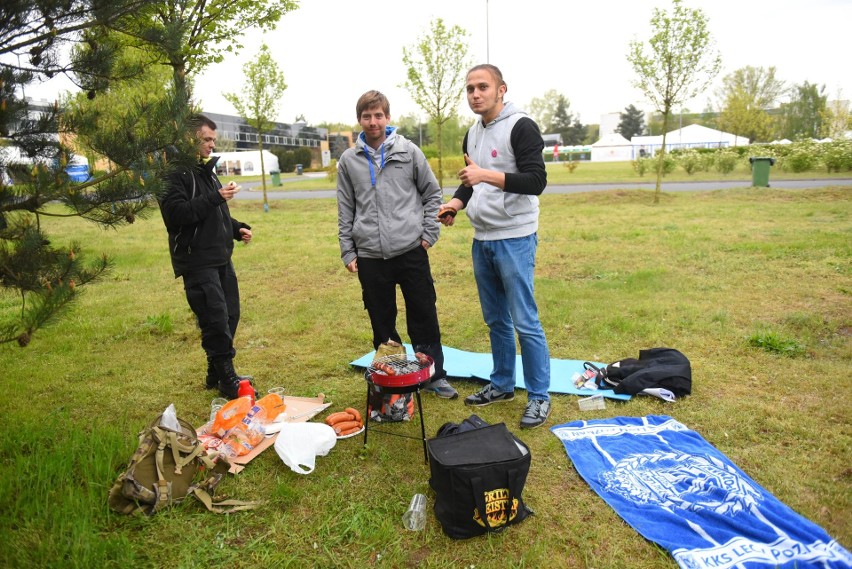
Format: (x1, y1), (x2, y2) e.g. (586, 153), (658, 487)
(360, 127), (391, 187)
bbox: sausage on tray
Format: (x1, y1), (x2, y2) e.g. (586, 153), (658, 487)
(337, 425), (362, 437)
(345, 407), (362, 423)
(333, 420), (362, 435)
(325, 411), (355, 426)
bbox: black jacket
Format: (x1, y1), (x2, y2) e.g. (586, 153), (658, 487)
(159, 156), (250, 277)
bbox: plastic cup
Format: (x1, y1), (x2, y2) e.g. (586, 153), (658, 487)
(402, 493), (427, 531)
(210, 397), (228, 422)
(267, 387), (287, 421)
(268, 386), (286, 398)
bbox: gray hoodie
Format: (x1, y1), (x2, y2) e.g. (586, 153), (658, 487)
(337, 127), (442, 266)
(463, 102), (542, 241)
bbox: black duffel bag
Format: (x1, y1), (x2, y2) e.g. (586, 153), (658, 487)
(427, 422), (533, 539)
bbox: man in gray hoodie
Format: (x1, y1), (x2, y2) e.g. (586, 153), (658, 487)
(439, 64), (551, 428)
(337, 90), (457, 400)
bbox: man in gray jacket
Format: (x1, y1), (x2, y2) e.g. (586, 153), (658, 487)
(337, 90), (457, 400)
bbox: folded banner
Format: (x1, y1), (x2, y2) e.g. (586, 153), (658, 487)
(551, 415), (851, 569)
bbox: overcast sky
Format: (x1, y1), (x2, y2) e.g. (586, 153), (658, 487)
(23, 0), (852, 127)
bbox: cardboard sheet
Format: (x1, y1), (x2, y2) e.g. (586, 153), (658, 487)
(200, 394), (332, 474)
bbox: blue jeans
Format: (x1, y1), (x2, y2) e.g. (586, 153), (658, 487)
(472, 234), (550, 400)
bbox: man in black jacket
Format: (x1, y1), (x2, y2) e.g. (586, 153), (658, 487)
(159, 114), (255, 399)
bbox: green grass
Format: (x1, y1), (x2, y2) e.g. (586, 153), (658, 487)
(1, 183), (850, 568)
(245, 159), (852, 192)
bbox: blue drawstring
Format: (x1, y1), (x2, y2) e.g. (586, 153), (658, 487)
(364, 143), (385, 187)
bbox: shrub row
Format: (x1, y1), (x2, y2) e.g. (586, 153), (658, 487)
(633, 140), (852, 176)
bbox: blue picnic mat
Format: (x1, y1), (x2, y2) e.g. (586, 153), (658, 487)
(350, 344), (631, 400)
(551, 415), (852, 568)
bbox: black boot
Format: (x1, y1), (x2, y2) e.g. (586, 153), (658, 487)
(206, 358), (254, 389)
(212, 359), (257, 400)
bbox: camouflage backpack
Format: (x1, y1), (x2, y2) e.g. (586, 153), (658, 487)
(108, 412), (260, 515)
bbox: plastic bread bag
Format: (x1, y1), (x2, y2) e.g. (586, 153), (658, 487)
(274, 422), (337, 475)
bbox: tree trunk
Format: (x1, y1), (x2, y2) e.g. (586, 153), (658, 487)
(258, 139), (268, 212)
(436, 121), (444, 190)
(654, 109), (671, 204)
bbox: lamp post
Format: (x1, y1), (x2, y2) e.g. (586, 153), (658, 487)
(486, 0), (490, 63)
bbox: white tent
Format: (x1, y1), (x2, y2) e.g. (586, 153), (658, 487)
(590, 132), (635, 162)
(211, 150), (280, 176)
(632, 124), (748, 156)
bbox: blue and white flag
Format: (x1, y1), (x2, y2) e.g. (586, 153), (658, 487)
(551, 415), (851, 569)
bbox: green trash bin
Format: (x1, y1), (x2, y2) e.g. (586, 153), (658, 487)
(749, 157), (775, 187)
(296, 164), (303, 176)
(270, 171), (281, 186)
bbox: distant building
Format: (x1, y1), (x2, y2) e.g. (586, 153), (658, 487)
(599, 112), (621, 136)
(202, 111), (329, 166)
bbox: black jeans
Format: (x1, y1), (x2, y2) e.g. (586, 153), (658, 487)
(182, 262), (240, 363)
(357, 246), (446, 380)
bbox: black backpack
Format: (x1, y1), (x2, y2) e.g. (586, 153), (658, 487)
(586, 347), (692, 397)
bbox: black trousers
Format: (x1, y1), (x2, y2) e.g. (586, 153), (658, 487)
(357, 246), (446, 380)
(182, 262), (240, 363)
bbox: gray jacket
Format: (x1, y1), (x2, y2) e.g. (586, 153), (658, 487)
(337, 127), (441, 266)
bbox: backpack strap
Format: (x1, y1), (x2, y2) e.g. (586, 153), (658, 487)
(189, 487), (263, 514)
(585, 361), (619, 390)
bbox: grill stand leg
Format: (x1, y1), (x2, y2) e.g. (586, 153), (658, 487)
(415, 389), (427, 463)
(363, 381), (371, 448)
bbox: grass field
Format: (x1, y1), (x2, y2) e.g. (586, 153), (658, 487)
(0, 182), (850, 568)
(254, 158), (852, 191)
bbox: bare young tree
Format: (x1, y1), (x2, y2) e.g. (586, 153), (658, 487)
(224, 43), (288, 212)
(402, 18), (472, 186)
(627, 0), (721, 203)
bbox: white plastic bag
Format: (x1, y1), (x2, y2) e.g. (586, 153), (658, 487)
(273, 423), (337, 475)
(159, 403), (180, 431)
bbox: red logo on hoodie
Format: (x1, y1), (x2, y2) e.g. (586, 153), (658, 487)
(491, 149), (498, 158)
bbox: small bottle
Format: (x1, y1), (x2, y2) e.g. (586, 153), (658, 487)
(402, 493), (427, 531)
(237, 379), (255, 405)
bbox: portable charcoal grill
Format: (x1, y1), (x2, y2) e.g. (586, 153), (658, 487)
(364, 353), (435, 462)
(367, 353), (435, 388)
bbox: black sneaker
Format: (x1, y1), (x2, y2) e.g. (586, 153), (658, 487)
(519, 399), (550, 429)
(464, 384), (515, 406)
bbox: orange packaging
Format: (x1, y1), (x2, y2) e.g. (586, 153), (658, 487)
(223, 393), (288, 452)
(211, 397), (251, 437)
(254, 393), (286, 422)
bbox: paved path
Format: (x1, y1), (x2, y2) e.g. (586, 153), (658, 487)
(234, 178), (852, 201)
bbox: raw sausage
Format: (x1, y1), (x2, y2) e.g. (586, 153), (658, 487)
(337, 425), (362, 437)
(344, 407), (362, 423)
(333, 420), (361, 434)
(325, 412), (355, 426)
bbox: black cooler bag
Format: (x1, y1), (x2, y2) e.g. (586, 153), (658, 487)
(427, 423), (533, 539)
